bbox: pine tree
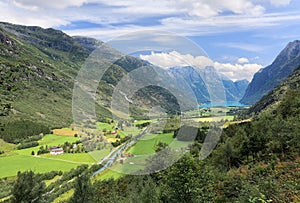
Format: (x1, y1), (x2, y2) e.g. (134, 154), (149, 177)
(69, 172), (93, 203)
(12, 171), (45, 203)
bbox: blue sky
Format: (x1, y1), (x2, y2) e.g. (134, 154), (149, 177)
(0, 0), (300, 81)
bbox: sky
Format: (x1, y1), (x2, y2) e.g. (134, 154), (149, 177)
(0, 0), (300, 81)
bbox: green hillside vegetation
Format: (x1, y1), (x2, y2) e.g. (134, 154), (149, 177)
(0, 22), (185, 133)
(0, 139), (15, 155)
(89, 87), (300, 202)
(1, 21), (300, 202)
(249, 65), (300, 114)
(1, 87), (300, 201)
(0, 120), (50, 143)
(60, 77), (300, 202)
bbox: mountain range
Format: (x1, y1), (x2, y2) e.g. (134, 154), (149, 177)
(2, 21), (300, 129)
(249, 65), (300, 114)
(168, 66), (249, 104)
(0, 22), (193, 127)
(0, 22), (154, 127)
(241, 40), (300, 105)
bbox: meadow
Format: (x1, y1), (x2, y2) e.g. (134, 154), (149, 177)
(0, 134), (105, 178)
(95, 132), (191, 180)
(0, 155), (79, 178)
(127, 132), (189, 155)
(127, 132), (174, 155)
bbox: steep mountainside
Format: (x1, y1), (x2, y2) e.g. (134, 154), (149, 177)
(168, 66), (249, 103)
(249, 65), (300, 114)
(0, 22), (182, 127)
(0, 22), (112, 127)
(73, 36), (104, 52)
(241, 40), (300, 104)
(222, 79), (249, 102)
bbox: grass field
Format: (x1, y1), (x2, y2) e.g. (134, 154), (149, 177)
(97, 122), (115, 131)
(127, 132), (174, 155)
(39, 134), (80, 146)
(0, 139), (15, 155)
(52, 128), (77, 137)
(40, 153), (96, 164)
(89, 149), (111, 162)
(0, 154), (80, 178)
(15, 134), (81, 156)
(96, 168), (123, 180)
(128, 132), (191, 156)
(97, 132), (190, 180)
(0, 134), (95, 178)
(122, 126), (140, 136)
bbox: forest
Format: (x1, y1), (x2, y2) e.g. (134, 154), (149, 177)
(4, 89), (300, 203)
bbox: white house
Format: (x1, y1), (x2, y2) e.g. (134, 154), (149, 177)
(50, 147), (64, 155)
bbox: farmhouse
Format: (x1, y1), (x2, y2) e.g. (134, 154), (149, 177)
(50, 146), (64, 155)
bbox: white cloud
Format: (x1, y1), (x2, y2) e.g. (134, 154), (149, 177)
(161, 11), (300, 33)
(140, 51), (262, 81)
(237, 57), (250, 64)
(12, 0), (87, 10)
(213, 62), (262, 81)
(269, 0), (291, 7)
(0, 0), (298, 36)
(0, 1), (69, 27)
(61, 11), (300, 41)
(140, 51), (213, 69)
(88, 0), (265, 17)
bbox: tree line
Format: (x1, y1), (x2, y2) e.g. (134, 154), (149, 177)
(0, 120), (50, 143)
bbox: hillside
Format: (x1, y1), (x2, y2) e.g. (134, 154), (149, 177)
(0, 23), (86, 127)
(241, 40), (300, 104)
(249, 65), (300, 114)
(0, 22), (184, 129)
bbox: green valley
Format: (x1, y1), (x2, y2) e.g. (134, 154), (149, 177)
(0, 19), (300, 203)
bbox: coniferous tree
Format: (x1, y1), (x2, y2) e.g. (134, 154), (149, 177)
(69, 172), (93, 203)
(12, 171), (46, 203)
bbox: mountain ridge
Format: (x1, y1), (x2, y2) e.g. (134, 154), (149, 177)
(0, 22), (185, 127)
(248, 65), (300, 114)
(168, 66), (249, 104)
(240, 40), (300, 104)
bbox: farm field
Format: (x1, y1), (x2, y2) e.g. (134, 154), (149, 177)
(40, 153), (96, 164)
(0, 154), (80, 178)
(89, 149), (111, 162)
(127, 132), (189, 155)
(15, 134), (81, 156)
(95, 168), (123, 181)
(95, 132), (191, 180)
(52, 128), (77, 137)
(127, 132), (174, 155)
(0, 134), (97, 178)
